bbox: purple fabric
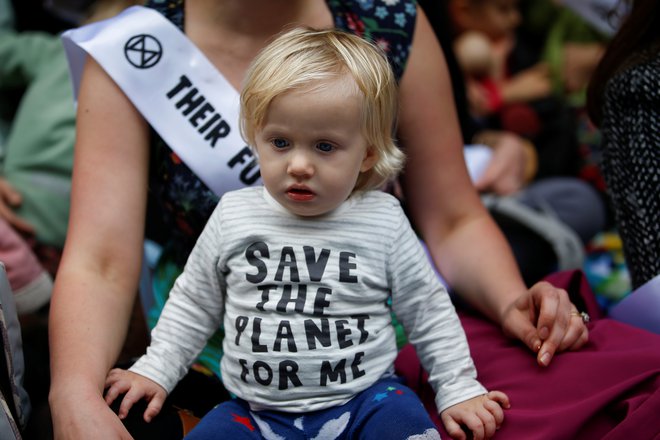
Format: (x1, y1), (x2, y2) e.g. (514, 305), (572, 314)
(395, 270), (660, 439)
(609, 275), (660, 334)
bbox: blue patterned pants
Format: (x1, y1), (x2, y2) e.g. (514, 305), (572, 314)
(184, 377), (440, 439)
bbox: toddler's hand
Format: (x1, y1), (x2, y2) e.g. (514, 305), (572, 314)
(440, 391), (510, 440)
(105, 368), (167, 423)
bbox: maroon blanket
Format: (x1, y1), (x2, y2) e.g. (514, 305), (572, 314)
(395, 270), (660, 439)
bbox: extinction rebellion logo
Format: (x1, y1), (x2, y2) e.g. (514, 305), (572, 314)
(124, 34), (162, 69)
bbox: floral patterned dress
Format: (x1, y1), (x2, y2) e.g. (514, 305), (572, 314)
(144, 0), (417, 377)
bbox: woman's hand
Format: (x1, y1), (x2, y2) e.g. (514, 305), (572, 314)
(500, 281), (589, 366)
(0, 177), (34, 234)
(50, 385), (133, 440)
(473, 131), (536, 195)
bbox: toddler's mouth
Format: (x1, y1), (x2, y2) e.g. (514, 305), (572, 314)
(287, 186), (315, 201)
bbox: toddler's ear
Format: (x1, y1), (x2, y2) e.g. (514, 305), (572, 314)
(360, 146), (378, 172)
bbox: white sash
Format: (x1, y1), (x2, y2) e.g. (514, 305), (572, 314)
(61, 5), (261, 196)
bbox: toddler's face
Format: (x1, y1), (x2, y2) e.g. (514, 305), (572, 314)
(468, 0), (521, 42)
(254, 74), (376, 217)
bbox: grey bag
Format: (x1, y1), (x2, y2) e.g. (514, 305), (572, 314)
(481, 194), (585, 271)
(0, 263), (31, 439)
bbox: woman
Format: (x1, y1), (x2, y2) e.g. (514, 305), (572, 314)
(49, 1), (658, 439)
(587, 0), (659, 290)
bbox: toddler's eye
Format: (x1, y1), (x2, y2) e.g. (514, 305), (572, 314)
(316, 142), (334, 153)
(271, 138), (289, 149)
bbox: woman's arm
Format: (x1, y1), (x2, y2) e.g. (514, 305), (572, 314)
(397, 7), (588, 366)
(398, 8), (523, 320)
(48, 56), (150, 439)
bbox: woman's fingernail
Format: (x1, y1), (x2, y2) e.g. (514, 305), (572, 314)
(539, 326), (549, 340)
(539, 352), (551, 366)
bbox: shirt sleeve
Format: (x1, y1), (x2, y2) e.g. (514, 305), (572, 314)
(388, 208), (487, 413)
(130, 203), (227, 393)
(0, 31), (62, 86)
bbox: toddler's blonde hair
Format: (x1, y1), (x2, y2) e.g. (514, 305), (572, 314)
(240, 27), (404, 191)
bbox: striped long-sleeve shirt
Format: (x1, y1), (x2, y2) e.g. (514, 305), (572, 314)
(131, 186), (486, 413)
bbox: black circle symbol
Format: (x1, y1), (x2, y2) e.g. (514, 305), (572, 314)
(124, 34), (163, 69)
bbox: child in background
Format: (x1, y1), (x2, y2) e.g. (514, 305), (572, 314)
(449, 0), (551, 131)
(0, 217), (53, 314)
(449, 0), (597, 181)
(453, 30), (506, 117)
(103, 27), (509, 439)
(0, 0), (145, 309)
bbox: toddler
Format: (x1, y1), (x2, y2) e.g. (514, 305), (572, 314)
(104, 27), (509, 439)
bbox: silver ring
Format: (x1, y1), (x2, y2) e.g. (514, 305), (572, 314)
(571, 310), (590, 323)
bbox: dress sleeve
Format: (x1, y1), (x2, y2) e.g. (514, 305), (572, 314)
(331, 0), (416, 81)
